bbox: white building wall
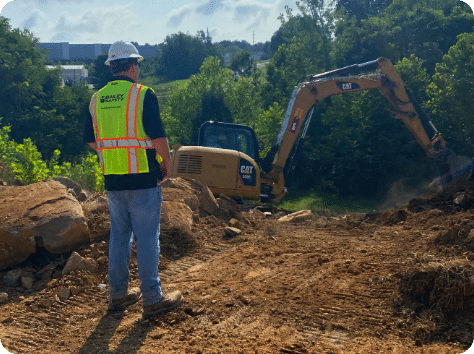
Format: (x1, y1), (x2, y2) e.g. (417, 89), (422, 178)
(45, 65), (88, 84)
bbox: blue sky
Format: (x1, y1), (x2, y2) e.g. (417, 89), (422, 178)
(0, 0), (300, 45)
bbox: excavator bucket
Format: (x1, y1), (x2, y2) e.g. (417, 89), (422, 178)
(429, 148), (473, 191)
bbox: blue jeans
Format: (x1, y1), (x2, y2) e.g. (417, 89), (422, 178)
(107, 186), (163, 306)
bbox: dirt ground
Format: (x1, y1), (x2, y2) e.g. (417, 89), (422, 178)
(1, 182), (474, 353)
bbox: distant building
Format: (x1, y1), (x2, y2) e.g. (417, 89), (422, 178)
(46, 65), (88, 85)
(37, 42), (160, 63)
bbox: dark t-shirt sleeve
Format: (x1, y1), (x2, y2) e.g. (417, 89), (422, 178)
(83, 110), (95, 143)
(142, 88), (166, 139)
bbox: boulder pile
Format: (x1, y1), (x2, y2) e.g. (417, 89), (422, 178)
(0, 179), (90, 270)
(0, 177), (244, 278)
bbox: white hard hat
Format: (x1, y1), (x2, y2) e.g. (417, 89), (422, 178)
(105, 41), (143, 65)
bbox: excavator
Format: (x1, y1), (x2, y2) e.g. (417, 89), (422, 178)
(169, 57), (471, 203)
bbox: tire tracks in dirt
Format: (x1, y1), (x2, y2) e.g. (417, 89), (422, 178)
(0, 235), (232, 354)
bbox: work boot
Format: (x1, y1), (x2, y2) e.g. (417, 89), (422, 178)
(142, 291), (182, 319)
(108, 287), (142, 311)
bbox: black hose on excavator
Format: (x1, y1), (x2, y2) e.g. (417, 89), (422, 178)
(308, 59), (380, 81)
(404, 89), (473, 186)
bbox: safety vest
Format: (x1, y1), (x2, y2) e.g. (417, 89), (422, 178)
(89, 80), (162, 175)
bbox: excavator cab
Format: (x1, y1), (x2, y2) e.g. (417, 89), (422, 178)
(198, 121), (261, 163)
(169, 121), (262, 201)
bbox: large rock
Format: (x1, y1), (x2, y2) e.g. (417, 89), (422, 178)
(216, 195), (240, 222)
(4, 269), (23, 286)
(277, 209), (313, 223)
(162, 187), (199, 211)
(0, 228), (36, 272)
(0, 180), (90, 270)
(162, 177), (220, 217)
(161, 201), (193, 236)
(198, 187), (220, 216)
(161, 177), (203, 196)
(62, 251), (99, 275)
(224, 227), (242, 238)
(52, 177), (82, 196)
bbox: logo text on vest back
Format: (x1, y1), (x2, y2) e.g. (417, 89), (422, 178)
(100, 94), (125, 103)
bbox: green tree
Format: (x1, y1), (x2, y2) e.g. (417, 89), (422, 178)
(162, 56), (283, 161)
(0, 17), (66, 158)
(217, 40), (252, 51)
(332, 0), (474, 72)
(394, 54), (431, 102)
(0, 17), (96, 159)
(230, 50), (256, 78)
(156, 32), (223, 82)
(162, 57), (234, 145)
(89, 53), (113, 90)
(253, 102), (284, 157)
(225, 77), (262, 127)
(0, 122), (103, 191)
(262, 0), (336, 108)
(52, 83), (93, 159)
(427, 32), (474, 156)
(336, 0), (392, 22)
(269, 26), (286, 57)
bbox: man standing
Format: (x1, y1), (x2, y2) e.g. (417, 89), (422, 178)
(83, 41), (182, 319)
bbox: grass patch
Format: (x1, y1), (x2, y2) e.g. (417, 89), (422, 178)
(276, 189), (379, 214)
(138, 78), (189, 106)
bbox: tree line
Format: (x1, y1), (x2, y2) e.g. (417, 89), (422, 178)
(1, 0), (474, 202)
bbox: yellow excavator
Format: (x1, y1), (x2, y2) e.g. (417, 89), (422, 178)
(169, 57), (469, 203)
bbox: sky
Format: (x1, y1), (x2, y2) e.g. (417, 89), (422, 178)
(0, 0), (302, 45)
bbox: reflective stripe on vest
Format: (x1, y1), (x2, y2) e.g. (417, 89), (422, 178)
(97, 139), (154, 149)
(89, 81), (161, 175)
(127, 84), (140, 138)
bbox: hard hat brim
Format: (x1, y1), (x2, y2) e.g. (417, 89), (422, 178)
(105, 54), (144, 66)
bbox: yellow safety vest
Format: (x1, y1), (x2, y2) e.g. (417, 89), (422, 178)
(89, 80), (162, 175)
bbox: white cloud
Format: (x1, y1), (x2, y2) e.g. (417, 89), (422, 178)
(233, 4), (270, 24)
(30, 0), (95, 3)
(163, 0), (293, 42)
(17, 3), (142, 43)
(2, 0), (301, 44)
(20, 9), (40, 30)
(196, 0), (225, 16)
(166, 5), (192, 29)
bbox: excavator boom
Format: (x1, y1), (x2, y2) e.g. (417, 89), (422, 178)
(262, 58), (445, 202)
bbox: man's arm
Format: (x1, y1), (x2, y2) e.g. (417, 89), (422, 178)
(84, 109), (97, 151)
(152, 137), (171, 181)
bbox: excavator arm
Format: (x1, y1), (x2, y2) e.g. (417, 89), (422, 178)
(262, 57), (446, 203)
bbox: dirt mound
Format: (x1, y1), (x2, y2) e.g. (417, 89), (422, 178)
(408, 180), (474, 214)
(376, 208), (410, 226)
(396, 259), (474, 346)
(434, 218), (474, 252)
(399, 260), (474, 313)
